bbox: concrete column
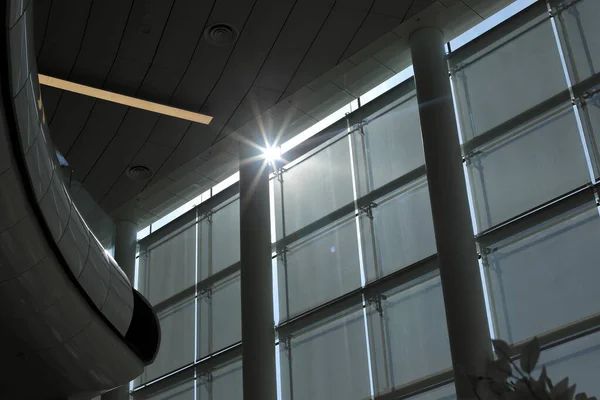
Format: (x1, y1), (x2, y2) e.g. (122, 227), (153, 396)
(239, 140), (277, 400)
(102, 220), (137, 400)
(409, 27), (492, 398)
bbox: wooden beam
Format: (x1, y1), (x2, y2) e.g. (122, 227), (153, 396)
(38, 74), (213, 125)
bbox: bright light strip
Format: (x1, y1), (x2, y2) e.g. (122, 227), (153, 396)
(38, 74), (213, 125)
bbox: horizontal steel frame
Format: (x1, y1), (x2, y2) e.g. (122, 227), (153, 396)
(132, 343), (242, 399)
(276, 255), (439, 339)
(476, 183), (598, 249)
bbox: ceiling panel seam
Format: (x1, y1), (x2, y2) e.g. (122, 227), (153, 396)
(35, 0), (54, 59)
(98, 0), (220, 203)
(80, 0), (175, 186)
(59, 0), (137, 153)
(274, 0), (338, 105)
(194, 0), (259, 114)
(77, 0), (179, 184)
(166, 0), (218, 106)
(334, 0), (376, 65)
(134, 0), (261, 200)
(210, 0), (302, 146)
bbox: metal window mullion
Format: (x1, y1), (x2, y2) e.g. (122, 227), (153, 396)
(479, 252), (502, 341)
(277, 169), (292, 322)
(282, 337), (294, 400)
(576, 98), (600, 180)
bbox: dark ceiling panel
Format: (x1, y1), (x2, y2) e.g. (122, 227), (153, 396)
(283, 3), (373, 95)
(33, 0), (52, 57)
(253, 0), (335, 93)
(82, 135), (142, 201)
(406, 0), (434, 19)
(37, 0), (92, 78)
(222, 85), (282, 134)
(66, 0), (134, 87)
(341, 7), (408, 59)
(146, 116), (190, 148)
(168, 0), (256, 111)
(47, 92), (95, 154)
(83, 108), (160, 200)
(201, 0), (297, 127)
(99, 142), (172, 211)
(114, 108), (161, 144)
(103, 0), (175, 96)
(372, 0), (414, 18)
(136, 0), (214, 106)
(152, 123), (213, 183)
(40, 86), (63, 123)
(65, 101), (128, 181)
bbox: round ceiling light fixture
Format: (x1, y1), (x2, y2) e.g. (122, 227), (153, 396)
(126, 165), (154, 181)
(204, 23), (238, 46)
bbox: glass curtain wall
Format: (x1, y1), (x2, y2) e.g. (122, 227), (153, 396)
(272, 83), (452, 400)
(132, 1), (600, 399)
(450, 0), (600, 394)
(134, 193), (243, 399)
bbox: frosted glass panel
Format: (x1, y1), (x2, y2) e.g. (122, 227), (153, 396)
(288, 310), (371, 400)
(140, 226), (196, 305)
(487, 207), (600, 344)
(198, 276), (241, 358)
(145, 380), (195, 400)
(142, 300), (195, 383)
(278, 218), (362, 320)
(537, 331), (600, 397)
(453, 19), (567, 140)
(364, 95), (424, 189)
(558, 0), (600, 84)
(370, 276), (452, 393)
(282, 138), (354, 234)
(198, 361), (243, 400)
(211, 199), (240, 274)
(467, 108), (589, 231)
(367, 181), (436, 281)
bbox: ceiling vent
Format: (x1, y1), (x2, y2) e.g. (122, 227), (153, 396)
(204, 23), (238, 46)
(127, 165), (153, 181)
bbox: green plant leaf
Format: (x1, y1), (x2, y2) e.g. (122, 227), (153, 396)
(551, 378), (569, 400)
(575, 394), (587, 400)
(567, 385), (577, 400)
(489, 358), (512, 382)
(520, 337), (541, 373)
(493, 339), (512, 360)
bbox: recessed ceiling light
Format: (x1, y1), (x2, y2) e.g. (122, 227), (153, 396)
(204, 23), (238, 46)
(127, 165), (154, 181)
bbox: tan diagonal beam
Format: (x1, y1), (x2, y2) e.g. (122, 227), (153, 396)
(38, 74), (212, 125)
